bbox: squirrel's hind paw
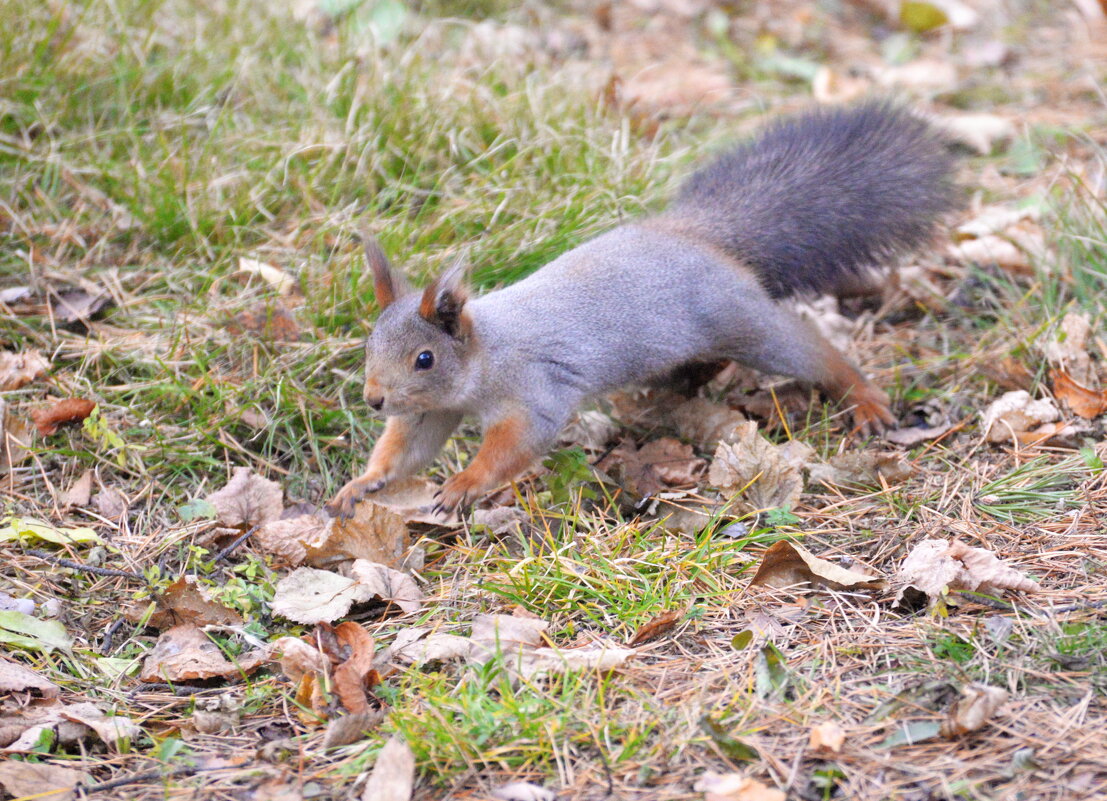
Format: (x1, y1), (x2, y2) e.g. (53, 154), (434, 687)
(326, 476), (387, 519)
(848, 384), (896, 437)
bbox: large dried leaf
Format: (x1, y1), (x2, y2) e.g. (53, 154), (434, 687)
(1051, 368), (1107, 419)
(367, 477), (460, 527)
(708, 422), (811, 509)
(694, 771), (786, 801)
(269, 636), (329, 682)
(391, 631), (474, 665)
(237, 257), (297, 295)
(470, 613), (549, 661)
(361, 735), (415, 801)
(808, 720), (846, 753)
(610, 437), (706, 497)
(1043, 312), (1096, 386)
(30, 398), (96, 436)
(980, 391), (1059, 443)
(50, 289), (113, 323)
(139, 624), (268, 682)
(253, 514), (327, 567)
(331, 621), (378, 715)
(750, 541), (886, 592)
(270, 568), (375, 625)
(808, 452), (914, 487)
(0, 349), (50, 391)
(132, 575), (244, 629)
(228, 300), (301, 342)
(940, 683), (1008, 737)
(58, 470), (93, 508)
(59, 702), (141, 749)
(205, 467), (283, 530)
(0, 761), (88, 801)
(894, 539), (1038, 607)
(348, 560), (424, 614)
(627, 609), (684, 646)
(309, 502), (409, 569)
(0, 657), (59, 698)
(670, 398), (747, 448)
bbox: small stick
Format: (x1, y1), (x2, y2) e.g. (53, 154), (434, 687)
(212, 524), (259, 563)
(26, 549), (144, 581)
(78, 764), (237, 795)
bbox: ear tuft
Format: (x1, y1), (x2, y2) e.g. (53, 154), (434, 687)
(364, 237), (409, 310)
(419, 251), (471, 338)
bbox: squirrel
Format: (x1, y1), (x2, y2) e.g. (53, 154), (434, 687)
(328, 101), (958, 518)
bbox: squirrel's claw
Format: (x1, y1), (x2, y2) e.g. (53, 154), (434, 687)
(327, 477), (387, 519)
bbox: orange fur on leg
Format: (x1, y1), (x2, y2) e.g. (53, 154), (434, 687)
(817, 344), (894, 435)
(327, 417), (411, 518)
(434, 412), (533, 512)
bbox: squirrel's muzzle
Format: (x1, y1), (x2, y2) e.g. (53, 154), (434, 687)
(366, 397), (384, 411)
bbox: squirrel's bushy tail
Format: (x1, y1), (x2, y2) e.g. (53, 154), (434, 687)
(666, 101), (959, 299)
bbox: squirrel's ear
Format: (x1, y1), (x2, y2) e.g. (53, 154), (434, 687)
(419, 251), (470, 338)
(364, 239), (409, 310)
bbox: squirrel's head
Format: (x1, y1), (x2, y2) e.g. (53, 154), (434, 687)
(361, 241), (475, 416)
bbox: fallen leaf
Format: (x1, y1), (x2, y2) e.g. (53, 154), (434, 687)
(808, 452), (914, 487)
(59, 702), (141, 749)
(617, 58), (731, 116)
(0, 761), (88, 801)
(811, 65), (870, 104)
(1051, 369), (1107, 419)
(879, 719), (942, 748)
(270, 568), (374, 625)
(0, 657), (60, 698)
(269, 637), (329, 682)
(980, 391), (1060, 443)
(558, 410), (619, 452)
(58, 470), (93, 508)
(750, 541), (886, 592)
(670, 398), (747, 448)
(884, 423), (953, 447)
(808, 720), (845, 753)
(93, 486), (128, 521)
(490, 782), (557, 801)
(893, 539), (1038, 607)
(132, 575), (244, 629)
(627, 609), (684, 646)
(50, 288), (113, 323)
(310, 502), (409, 569)
(522, 643), (635, 678)
(470, 613), (549, 661)
(228, 300), (301, 342)
(237, 257), (298, 295)
(361, 735), (415, 801)
(253, 514), (327, 567)
(0, 517), (100, 545)
(0, 287), (32, 304)
(367, 477), (461, 527)
(694, 771), (785, 801)
(0, 349), (50, 391)
(940, 683), (1008, 737)
(0, 400), (32, 474)
(0, 610), (73, 653)
(323, 711), (381, 749)
(139, 624), (268, 682)
(936, 113), (1014, 154)
(708, 422), (811, 510)
(205, 467), (284, 530)
(331, 621), (378, 715)
(471, 506), (528, 536)
(30, 398), (96, 436)
(610, 437), (706, 497)
(391, 630), (473, 665)
(876, 59), (957, 90)
(1044, 312), (1098, 387)
(348, 560), (424, 614)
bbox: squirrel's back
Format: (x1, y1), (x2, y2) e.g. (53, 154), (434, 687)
(661, 101), (958, 298)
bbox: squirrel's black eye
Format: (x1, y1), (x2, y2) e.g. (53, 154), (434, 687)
(414, 350), (434, 370)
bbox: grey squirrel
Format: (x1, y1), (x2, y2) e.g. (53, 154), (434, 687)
(328, 101), (958, 517)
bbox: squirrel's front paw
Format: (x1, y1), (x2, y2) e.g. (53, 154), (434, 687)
(849, 384), (896, 436)
(326, 476), (387, 519)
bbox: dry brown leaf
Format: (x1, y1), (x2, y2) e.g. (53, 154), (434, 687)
(1014, 421), (1085, 446)
(708, 422), (811, 510)
(610, 437), (706, 497)
(205, 467), (283, 530)
(980, 391), (1060, 443)
(348, 560), (424, 615)
(470, 613), (549, 661)
(894, 539), (1038, 607)
(750, 541), (886, 592)
(940, 683), (1008, 737)
(695, 771), (786, 801)
(391, 632), (473, 665)
(309, 502), (409, 568)
(809, 451), (914, 487)
(627, 609), (683, 646)
(50, 289), (112, 323)
(361, 735), (415, 801)
(811, 65), (870, 104)
(228, 300), (301, 342)
(617, 58), (731, 115)
(558, 409), (619, 452)
(490, 782), (557, 801)
(253, 514), (327, 567)
(1044, 312), (1097, 386)
(876, 59), (957, 89)
(0, 349), (50, 391)
(670, 398), (747, 448)
(1051, 368), (1107, 419)
(132, 576), (244, 629)
(523, 643), (634, 678)
(139, 624), (268, 682)
(30, 398), (96, 436)
(237, 257), (297, 295)
(0, 399), (32, 475)
(58, 470), (93, 508)
(93, 486), (128, 520)
(935, 113), (1014, 154)
(59, 702), (141, 749)
(269, 637), (329, 682)
(0, 760), (88, 801)
(884, 423), (953, 447)
(808, 720), (846, 753)
(332, 621), (378, 715)
(0, 656), (60, 698)
(368, 477), (460, 527)
(270, 567), (375, 624)
(323, 711), (381, 749)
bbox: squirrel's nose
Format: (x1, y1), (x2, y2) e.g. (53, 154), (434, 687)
(367, 397), (384, 411)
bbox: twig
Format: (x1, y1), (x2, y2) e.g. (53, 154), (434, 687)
(99, 617), (126, 654)
(78, 764), (238, 795)
(26, 549), (145, 581)
(212, 524), (260, 563)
